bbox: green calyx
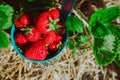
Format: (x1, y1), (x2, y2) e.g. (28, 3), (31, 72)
(48, 17), (61, 31)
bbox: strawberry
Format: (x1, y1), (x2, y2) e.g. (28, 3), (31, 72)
(14, 19), (25, 28)
(35, 16), (50, 34)
(26, 28), (41, 42)
(14, 14), (30, 28)
(35, 10), (52, 34)
(43, 31), (57, 44)
(24, 41), (48, 60)
(50, 8), (60, 20)
(19, 14), (30, 26)
(56, 35), (62, 44)
(15, 33), (27, 45)
(35, 9), (60, 34)
(49, 43), (57, 50)
(49, 36), (62, 50)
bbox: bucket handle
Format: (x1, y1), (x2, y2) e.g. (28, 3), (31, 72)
(60, 0), (77, 22)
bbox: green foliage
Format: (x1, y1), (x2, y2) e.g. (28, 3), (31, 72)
(0, 4), (14, 48)
(89, 6), (120, 26)
(27, 0), (34, 2)
(80, 35), (89, 44)
(0, 4), (14, 30)
(66, 16), (89, 57)
(89, 6), (120, 66)
(0, 31), (9, 48)
(94, 34), (117, 66)
(66, 16), (84, 33)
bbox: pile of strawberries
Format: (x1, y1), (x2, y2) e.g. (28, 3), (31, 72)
(14, 8), (65, 60)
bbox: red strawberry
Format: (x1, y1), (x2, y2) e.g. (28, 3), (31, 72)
(19, 14), (30, 26)
(50, 8), (60, 20)
(49, 35), (62, 50)
(14, 19), (25, 28)
(35, 10), (52, 34)
(55, 35), (62, 44)
(43, 31), (57, 44)
(15, 33), (27, 44)
(49, 43), (57, 50)
(25, 41), (48, 60)
(35, 9), (60, 34)
(14, 14), (30, 28)
(26, 28), (41, 42)
(35, 16), (50, 34)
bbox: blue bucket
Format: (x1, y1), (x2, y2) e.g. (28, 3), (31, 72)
(10, 0), (76, 62)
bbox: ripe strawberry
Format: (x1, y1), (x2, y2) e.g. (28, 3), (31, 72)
(49, 43), (57, 50)
(24, 41), (48, 60)
(14, 14), (30, 28)
(43, 31), (57, 44)
(35, 10), (52, 34)
(14, 19), (25, 28)
(50, 8), (60, 20)
(35, 16), (50, 34)
(35, 9), (61, 34)
(19, 14), (30, 26)
(55, 35), (62, 44)
(49, 36), (62, 50)
(15, 33), (27, 45)
(26, 28), (41, 42)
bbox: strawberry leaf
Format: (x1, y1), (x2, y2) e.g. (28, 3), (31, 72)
(67, 40), (75, 49)
(0, 31), (9, 48)
(100, 6), (120, 24)
(0, 4), (14, 30)
(0, 11), (8, 30)
(66, 16), (84, 33)
(89, 6), (120, 27)
(91, 21), (112, 37)
(94, 34), (117, 66)
(28, 0), (34, 2)
(89, 6), (120, 67)
(80, 35), (89, 44)
(115, 41), (120, 67)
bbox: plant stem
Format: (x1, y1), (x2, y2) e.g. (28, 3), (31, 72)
(72, 9), (93, 46)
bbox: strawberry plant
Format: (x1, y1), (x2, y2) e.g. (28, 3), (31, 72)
(0, 4), (14, 48)
(89, 6), (120, 67)
(66, 6), (120, 68)
(66, 16), (89, 57)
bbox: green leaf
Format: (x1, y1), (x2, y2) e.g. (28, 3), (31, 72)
(100, 6), (120, 24)
(73, 47), (78, 57)
(115, 41), (120, 67)
(66, 16), (84, 33)
(89, 8), (105, 27)
(80, 35), (89, 44)
(0, 4), (14, 30)
(28, 0), (34, 2)
(94, 34), (117, 66)
(89, 6), (120, 27)
(89, 6), (120, 67)
(0, 31), (9, 48)
(0, 11), (8, 30)
(91, 21), (112, 37)
(67, 40), (75, 49)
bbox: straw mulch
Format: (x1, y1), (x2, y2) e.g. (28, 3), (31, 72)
(0, 0), (120, 80)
